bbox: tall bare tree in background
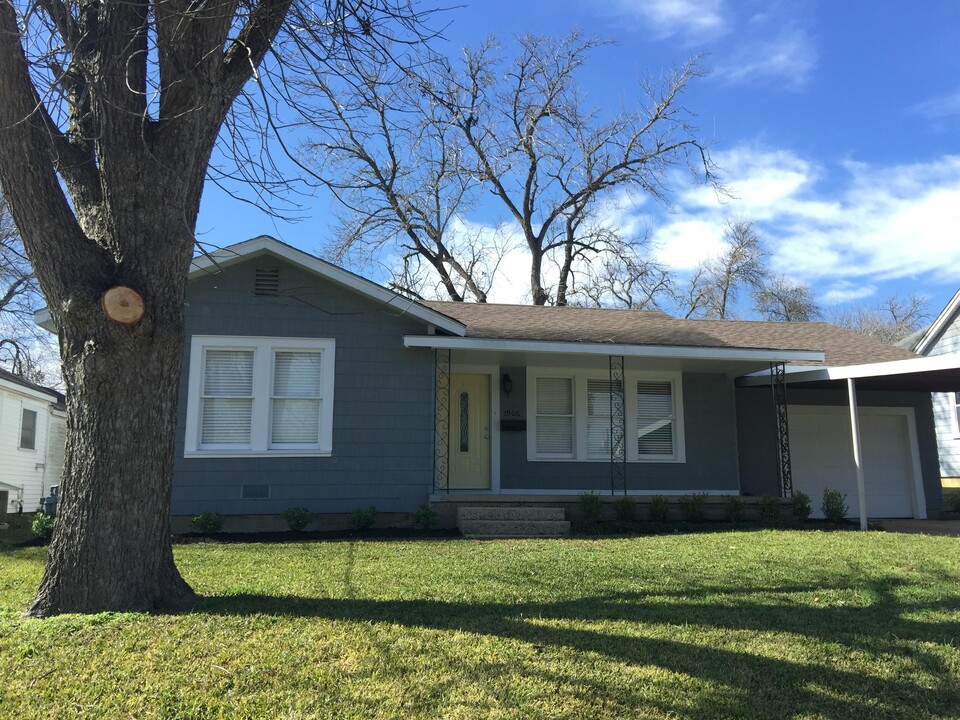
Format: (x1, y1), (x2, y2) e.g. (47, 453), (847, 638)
(0, 0), (434, 617)
(307, 32), (717, 305)
(832, 294), (931, 344)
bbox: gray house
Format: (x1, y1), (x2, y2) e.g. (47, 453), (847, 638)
(166, 236), (957, 530)
(901, 289), (960, 482)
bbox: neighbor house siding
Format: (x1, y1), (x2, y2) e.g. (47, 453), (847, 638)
(735, 386), (942, 513)
(172, 257), (436, 517)
(0, 389), (51, 513)
(924, 323), (960, 477)
(498, 370), (740, 493)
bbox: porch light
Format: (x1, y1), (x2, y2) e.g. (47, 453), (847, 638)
(502, 373), (513, 396)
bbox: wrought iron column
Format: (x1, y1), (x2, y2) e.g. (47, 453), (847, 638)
(771, 362), (793, 498)
(434, 349), (451, 492)
(610, 355), (627, 495)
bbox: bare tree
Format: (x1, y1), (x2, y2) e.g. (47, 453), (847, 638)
(312, 32), (717, 305)
(679, 220), (767, 319)
(0, 0), (435, 617)
(754, 275), (821, 322)
(564, 233), (673, 310)
(832, 293), (931, 345)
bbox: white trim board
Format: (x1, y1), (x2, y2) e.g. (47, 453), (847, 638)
(737, 354), (960, 387)
(914, 287), (960, 355)
(404, 335), (824, 363)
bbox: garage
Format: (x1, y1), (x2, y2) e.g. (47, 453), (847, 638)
(789, 405), (924, 519)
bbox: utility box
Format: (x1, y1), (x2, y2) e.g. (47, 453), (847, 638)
(40, 485), (58, 517)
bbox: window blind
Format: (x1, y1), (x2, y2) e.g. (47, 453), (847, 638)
(587, 379), (623, 458)
(535, 377), (573, 455)
(637, 380), (674, 456)
(271, 351), (322, 445)
(201, 350), (254, 445)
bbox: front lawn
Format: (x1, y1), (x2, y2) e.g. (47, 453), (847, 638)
(2, 531), (959, 719)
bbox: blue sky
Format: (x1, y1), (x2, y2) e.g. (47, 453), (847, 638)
(197, 0), (960, 316)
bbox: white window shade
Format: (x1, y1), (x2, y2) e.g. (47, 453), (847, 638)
(201, 350), (254, 446)
(271, 351), (322, 446)
(536, 377), (573, 455)
(637, 380), (674, 456)
(587, 379), (623, 459)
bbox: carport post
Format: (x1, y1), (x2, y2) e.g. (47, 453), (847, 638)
(846, 378), (868, 530)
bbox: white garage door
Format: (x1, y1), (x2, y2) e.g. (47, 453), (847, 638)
(789, 406), (923, 519)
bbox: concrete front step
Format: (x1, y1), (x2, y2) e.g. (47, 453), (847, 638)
(459, 519), (572, 538)
(457, 506), (566, 522)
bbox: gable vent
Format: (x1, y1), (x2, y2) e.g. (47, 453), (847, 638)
(241, 484), (270, 500)
(254, 268), (280, 295)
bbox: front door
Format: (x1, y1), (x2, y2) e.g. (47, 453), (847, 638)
(449, 374), (491, 490)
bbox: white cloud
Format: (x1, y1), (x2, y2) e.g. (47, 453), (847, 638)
(612, 0), (727, 39)
(713, 27), (818, 89)
(910, 89), (960, 120)
(648, 145), (960, 301)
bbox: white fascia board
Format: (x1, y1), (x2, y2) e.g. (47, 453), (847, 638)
(402, 335), (825, 363)
(915, 287), (960, 355)
(188, 236), (466, 336)
(738, 354), (960, 386)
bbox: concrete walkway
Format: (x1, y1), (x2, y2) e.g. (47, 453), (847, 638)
(875, 519), (960, 537)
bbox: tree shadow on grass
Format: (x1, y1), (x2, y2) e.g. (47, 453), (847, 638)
(195, 579), (960, 720)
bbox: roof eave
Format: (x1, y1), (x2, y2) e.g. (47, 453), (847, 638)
(402, 335), (825, 363)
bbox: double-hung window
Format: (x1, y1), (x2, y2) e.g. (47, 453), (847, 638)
(185, 336), (335, 456)
(527, 369), (683, 463)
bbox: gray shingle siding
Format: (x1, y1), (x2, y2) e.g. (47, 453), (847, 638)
(735, 386), (942, 513)
(498, 371), (741, 493)
(924, 322), (960, 477)
(172, 256), (436, 517)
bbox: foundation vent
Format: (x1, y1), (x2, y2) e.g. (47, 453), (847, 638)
(241, 484), (270, 500)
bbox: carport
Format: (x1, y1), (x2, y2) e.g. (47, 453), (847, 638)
(738, 354), (960, 529)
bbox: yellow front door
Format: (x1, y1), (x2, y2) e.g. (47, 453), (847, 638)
(449, 374), (491, 490)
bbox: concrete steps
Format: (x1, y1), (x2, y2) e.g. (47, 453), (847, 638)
(457, 505), (570, 538)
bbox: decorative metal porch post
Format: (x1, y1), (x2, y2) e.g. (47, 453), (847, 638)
(771, 362), (793, 498)
(610, 355), (627, 495)
(434, 349), (451, 493)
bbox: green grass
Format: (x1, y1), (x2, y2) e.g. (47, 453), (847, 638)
(2, 532), (960, 719)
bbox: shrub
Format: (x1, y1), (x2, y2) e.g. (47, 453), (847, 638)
(649, 495), (670, 523)
(578, 492), (602, 524)
(348, 506), (378, 531)
(191, 511), (223, 534)
(758, 494), (782, 525)
(410, 504), (439, 529)
(821, 488), (848, 523)
(31, 512), (54, 541)
(613, 497), (636, 523)
(723, 495), (745, 524)
(791, 491), (812, 522)
(281, 507), (313, 532)
(679, 493), (708, 523)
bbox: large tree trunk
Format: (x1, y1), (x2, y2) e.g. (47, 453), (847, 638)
(25, 225), (197, 617)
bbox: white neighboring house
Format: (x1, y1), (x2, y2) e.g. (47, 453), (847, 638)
(901, 289), (960, 482)
(0, 368), (66, 514)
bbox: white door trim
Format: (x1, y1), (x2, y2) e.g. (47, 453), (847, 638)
(450, 364), (500, 493)
(789, 404), (927, 519)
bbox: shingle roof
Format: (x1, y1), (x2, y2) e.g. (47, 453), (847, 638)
(420, 302), (920, 367)
(0, 367), (65, 403)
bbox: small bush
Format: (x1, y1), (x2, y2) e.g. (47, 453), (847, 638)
(821, 488), (848, 523)
(31, 512), (54, 541)
(724, 495), (746, 524)
(649, 495), (670, 523)
(578, 492), (602, 524)
(679, 493), (708, 523)
(758, 494), (782, 525)
(191, 511), (223, 534)
(613, 497), (636, 523)
(410, 504), (439, 529)
(791, 491), (812, 522)
(348, 506), (378, 531)
(281, 507), (313, 532)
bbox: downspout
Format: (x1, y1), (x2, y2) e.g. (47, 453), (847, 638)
(846, 378), (868, 530)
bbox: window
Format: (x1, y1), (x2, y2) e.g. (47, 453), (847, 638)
(535, 377), (574, 457)
(527, 369), (683, 463)
(954, 392), (960, 436)
(185, 336), (335, 457)
(19, 408), (37, 450)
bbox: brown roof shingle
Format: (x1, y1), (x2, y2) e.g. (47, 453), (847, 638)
(420, 301), (919, 367)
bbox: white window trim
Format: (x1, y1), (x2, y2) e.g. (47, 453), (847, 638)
(951, 391), (960, 439)
(526, 368), (685, 463)
(184, 336), (335, 458)
(18, 405), (39, 452)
